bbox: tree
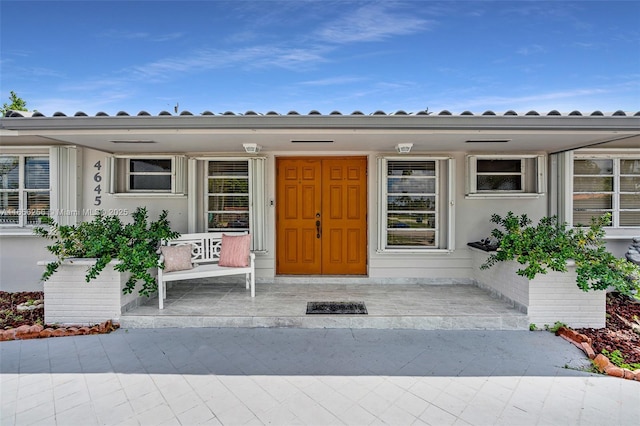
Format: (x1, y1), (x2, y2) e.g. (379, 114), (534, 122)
(1, 91), (28, 116)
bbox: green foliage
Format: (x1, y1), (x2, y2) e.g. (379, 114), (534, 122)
(544, 321), (567, 333)
(1, 91), (28, 116)
(601, 349), (640, 370)
(529, 323), (538, 331)
(34, 207), (179, 296)
(481, 212), (640, 297)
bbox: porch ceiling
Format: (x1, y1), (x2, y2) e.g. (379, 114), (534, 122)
(2, 112), (639, 154)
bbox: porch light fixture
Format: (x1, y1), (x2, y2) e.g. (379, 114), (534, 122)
(395, 143), (413, 154)
(243, 143), (261, 153)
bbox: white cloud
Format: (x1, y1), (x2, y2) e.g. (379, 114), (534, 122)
(316, 3), (431, 43)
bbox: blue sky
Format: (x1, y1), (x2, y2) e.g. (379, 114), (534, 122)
(1, 0), (639, 116)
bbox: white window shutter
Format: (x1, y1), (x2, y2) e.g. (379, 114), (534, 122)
(49, 146), (80, 226)
(106, 156), (116, 194)
(249, 157), (266, 251)
(174, 155), (187, 194)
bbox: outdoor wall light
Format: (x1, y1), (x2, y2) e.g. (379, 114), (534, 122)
(243, 143), (261, 153)
(395, 143), (413, 154)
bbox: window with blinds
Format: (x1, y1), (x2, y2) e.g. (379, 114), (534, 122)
(573, 157), (640, 227)
(207, 160), (250, 231)
(384, 160), (438, 248)
(107, 155), (186, 195)
(0, 155), (50, 226)
(466, 155), (545, 197)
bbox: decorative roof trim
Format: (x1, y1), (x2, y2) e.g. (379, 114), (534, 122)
(3, 109), (637, 118)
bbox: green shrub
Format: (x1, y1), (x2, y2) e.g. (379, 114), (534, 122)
(34, 207), (179, 296)
(481, 212), (640, 297)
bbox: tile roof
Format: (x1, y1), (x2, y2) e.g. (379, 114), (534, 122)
(4, 109), (640, 118)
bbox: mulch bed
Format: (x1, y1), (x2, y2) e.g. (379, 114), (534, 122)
(0, 291), (118, 340)
(575, 292), (640, 365)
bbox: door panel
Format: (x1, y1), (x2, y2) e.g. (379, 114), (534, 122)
(276, 157), (367, 275)
(321, 158), (367, 274)
(277, 159), (322, 274)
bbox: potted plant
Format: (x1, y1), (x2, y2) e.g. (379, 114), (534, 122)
(34, 207), (179, 324)
(471, 212), (640, 328)
(481, 212), (640, 296)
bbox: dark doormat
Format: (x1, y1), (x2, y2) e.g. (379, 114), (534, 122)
(306, 301), (368, 315)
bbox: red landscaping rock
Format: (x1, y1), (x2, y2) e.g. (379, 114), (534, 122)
(0, 329), (15, 341)
(593, 354), (611, 372)
(604, 365), (625, 378)
(39, 328), (55, 338)
(580, 342), (596, 359)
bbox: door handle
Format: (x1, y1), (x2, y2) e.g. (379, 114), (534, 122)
(316, 220), (321, 238)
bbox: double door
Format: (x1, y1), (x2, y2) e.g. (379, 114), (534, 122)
(276, 157), (367, 275)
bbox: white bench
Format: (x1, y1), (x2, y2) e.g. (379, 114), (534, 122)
(157, 232), (255, 309)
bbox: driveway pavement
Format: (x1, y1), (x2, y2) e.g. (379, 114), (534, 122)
(1, 328), (638, 425)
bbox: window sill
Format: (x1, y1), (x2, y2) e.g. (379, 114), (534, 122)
(0, 228), (41, 237)
(465, 193), (544, 199)
(110, 193), (186, 198)
(376, 248), (453, 254)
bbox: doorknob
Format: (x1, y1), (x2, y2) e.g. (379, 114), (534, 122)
(316, 220), (321, 238)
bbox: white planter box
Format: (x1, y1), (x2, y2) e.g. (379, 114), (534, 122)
(38, 259), (150, 325)
(470, 249), (606, 328)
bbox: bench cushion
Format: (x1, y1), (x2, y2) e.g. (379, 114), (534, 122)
(219, 234), (251, 267)
(161, 245), (193, 272)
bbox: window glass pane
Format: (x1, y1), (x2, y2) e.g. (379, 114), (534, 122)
(24, 157), (49, 189)
(477, 175), (522, 191)
(387, 213), (434, 229)
(0, 192), (19, 224)
(208, 178), (248, 193)
(208, 212), (249, 229)
(208, 195), (249, 211)
(620, 211), (640, 226)
(620, 176), (640, 192)
(620, 194), (640, 209)
(0, 157), (19, 189)
(387, 230), (436, 247)
(387, 195), (435, 211)
(573, 176), (613, 192)
(573, 193), (612, 209)
(573, 159), (613, 175)
(387, 178), (435, 193)
(573, 211), (612, 227)
(26, 193), (50, 224)
(387, 161), (435, 176)
(208, 161), (248, 176)
(620, 159), (640, 175)
(129, 159), (172, 173)
(129, 175), (171, 190)
(477, 159), (521, 173)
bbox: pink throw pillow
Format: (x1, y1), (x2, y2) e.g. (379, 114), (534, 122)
(219, 234), (251, 267)
(160, 245), (193, 272)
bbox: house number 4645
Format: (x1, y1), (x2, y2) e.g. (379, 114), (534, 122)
(93, 161), (102, 206)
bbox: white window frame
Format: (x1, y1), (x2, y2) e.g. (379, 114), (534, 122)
(189, 156), (266, 252)
(0, 151), (50, 228)
(570, 152), (640, 231)
(0, 146), (79, 234)
(377, 156), (455, 253)
(107, 155), (186, 196)
(466, 154), (545, 198)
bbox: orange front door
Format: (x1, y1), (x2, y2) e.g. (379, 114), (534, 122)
(276, 157), (367, 275)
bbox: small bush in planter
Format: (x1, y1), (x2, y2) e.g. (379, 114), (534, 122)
(481, 212), (640, 298)
(34, 207), (179, 296)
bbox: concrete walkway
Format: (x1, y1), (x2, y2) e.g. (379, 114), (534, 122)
(1, 328), (638, 425)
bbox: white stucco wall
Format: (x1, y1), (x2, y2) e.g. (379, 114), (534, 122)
(0, 235), (49, 292)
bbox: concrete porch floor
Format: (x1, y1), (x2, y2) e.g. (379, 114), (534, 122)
(120, 279), (529, 330)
